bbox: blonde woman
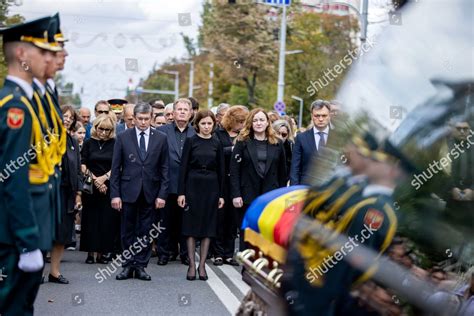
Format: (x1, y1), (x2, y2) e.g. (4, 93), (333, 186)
(229, 108), (287, 251)
(272, 119), (294, 181)
(80, 114), (119, 264)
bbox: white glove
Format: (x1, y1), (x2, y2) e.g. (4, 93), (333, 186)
(18, 249), (44, 272)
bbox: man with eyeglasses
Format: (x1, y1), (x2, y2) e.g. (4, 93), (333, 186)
(87, 100), (111, 140)
(290, 100), (332, 185)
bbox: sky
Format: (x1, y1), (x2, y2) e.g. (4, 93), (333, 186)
(9, 0), (204, 109)
(8, 0), (392, 110)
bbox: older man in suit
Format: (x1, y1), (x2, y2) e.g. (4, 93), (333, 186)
(290, 100), (332, 185)
(110, 102), (169, 281)
(156, 98), (195, 265)
(116, 103), (135, 134)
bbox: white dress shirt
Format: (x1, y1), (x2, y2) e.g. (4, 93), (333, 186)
(46, 78), (56, 92)
(6, 75), (33, 100)
(135, 127), (150, 151)
(313, 126), (330, 150)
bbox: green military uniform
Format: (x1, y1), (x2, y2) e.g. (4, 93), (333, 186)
(30, 12), (67, 247)
(0, 16), (61, 315)
(283, 133), (399, 316)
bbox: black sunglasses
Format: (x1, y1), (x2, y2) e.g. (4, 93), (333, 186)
(97, 110), (109, 115)
(98, 127), (112, 132)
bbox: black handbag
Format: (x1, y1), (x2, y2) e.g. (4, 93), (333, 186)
(82, 171), (93, 194)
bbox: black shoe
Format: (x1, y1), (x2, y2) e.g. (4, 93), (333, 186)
(198, 265), (208, 281)
(48, 274), (69, 284)
(213, 257), (223, 266)
(169, 254), (178, 261)
(157, 257), (168, 266)
(180, 256), (190, 265)
(135, 267), (151, 281)
(96, 256), (110, 264)
(224, 258), (239, 266)
(116, 267), (134, 280)
(102, 253), (113, 261)
(85, 255), (95, 264)
(186, 265), (196, 281)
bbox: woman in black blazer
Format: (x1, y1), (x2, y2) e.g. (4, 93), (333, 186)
(230, 108), (287, 251)
(213, 105), (249, 265)
(49, 105), (82, 284)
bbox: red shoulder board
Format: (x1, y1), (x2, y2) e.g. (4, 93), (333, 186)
(363, 208), (384, 231)
(7, 108), (24, 129)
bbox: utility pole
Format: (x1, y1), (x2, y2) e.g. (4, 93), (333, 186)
(163, 70), (179, 101)
(276, 4), (287, 102)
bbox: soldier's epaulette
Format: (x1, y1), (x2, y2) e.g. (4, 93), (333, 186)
(0, 93), (28, 111)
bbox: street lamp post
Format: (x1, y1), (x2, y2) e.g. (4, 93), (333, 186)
(291, 95), (304, 129)
(186, 61), (195, 97)
(163, 70), (179, 101)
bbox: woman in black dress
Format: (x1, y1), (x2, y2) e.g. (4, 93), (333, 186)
(213, 105), (248, 266)
(49, 106), (82, 284)
(178, 110), (225, 281)
(80, 114), (119, 264)
(272, 119), (294, 182)
(230, 108), (287, 251)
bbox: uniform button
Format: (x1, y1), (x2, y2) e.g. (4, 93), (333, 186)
(55, 173), (58, 178)
(48, 184), (53, 189)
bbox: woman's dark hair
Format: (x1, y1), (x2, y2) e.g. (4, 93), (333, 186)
(61, 105), (78, 132)
(193, 110), (216, 133)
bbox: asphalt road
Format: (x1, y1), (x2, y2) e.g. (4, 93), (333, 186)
(35, 250), (249, 315)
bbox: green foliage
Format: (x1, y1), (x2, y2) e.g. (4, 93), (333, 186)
(0, 3), (24, 82)
(139, 2), (358, 121)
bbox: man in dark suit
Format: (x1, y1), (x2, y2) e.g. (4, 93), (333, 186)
(156, 98), (195, 265)
(110, 102), (169, 281)
(290, 100), (332, 185)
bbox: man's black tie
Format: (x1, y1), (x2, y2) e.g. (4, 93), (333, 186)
(317, 131), (326, 150)
(139, 131), (146, 160)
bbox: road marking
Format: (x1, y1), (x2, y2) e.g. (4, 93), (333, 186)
(217, 265), (250, 296)
(205, 262), (241, 315)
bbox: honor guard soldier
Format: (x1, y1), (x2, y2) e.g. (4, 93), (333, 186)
(283, 136), (416, 316)
(0, 16), (61, 315)
(31, 12), (69, 283)
(30, 13), (66, 258)
(108, 98), (127, 123)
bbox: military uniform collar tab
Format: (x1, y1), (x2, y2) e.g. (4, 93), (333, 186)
(6, 75), (33, 100)
(362, 184), (394, 197)
(33, 78), (46, 96)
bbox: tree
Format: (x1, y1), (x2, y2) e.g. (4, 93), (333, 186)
(202, 2), (278, 106)
(284, 12), (358, 125)
(0, 3), (24, 81)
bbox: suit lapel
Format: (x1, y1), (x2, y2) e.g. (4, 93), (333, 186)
(167, 124), (180, 158)
(246, 140), (260, 174)
(264, 142), (277, 175)
(145, 129), (155, 161)
(306, 128), (317, 152)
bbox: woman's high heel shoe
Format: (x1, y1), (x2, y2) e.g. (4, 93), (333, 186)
(186, 265), (196, 281)
(198, 265), (208, 281)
